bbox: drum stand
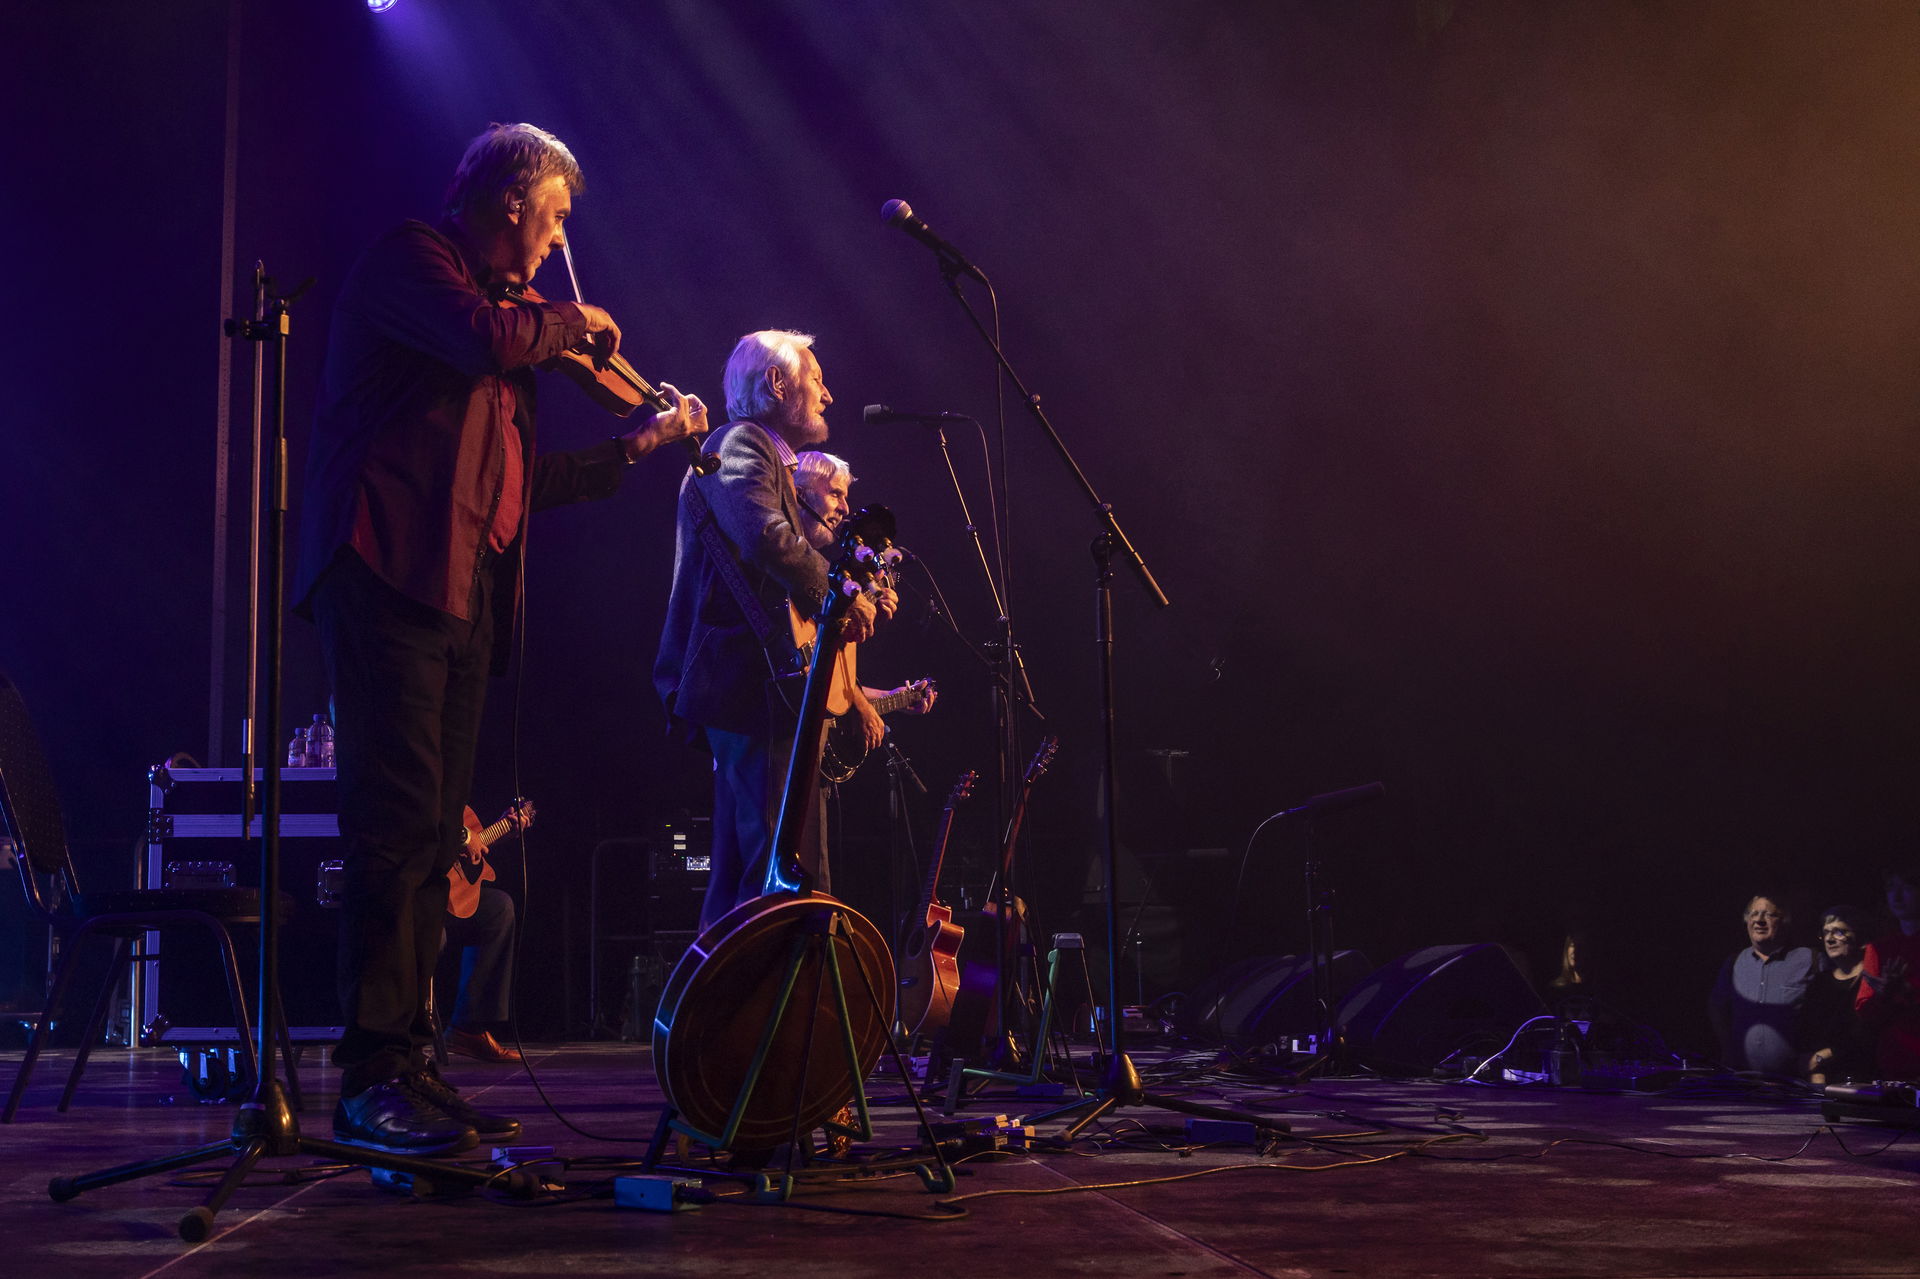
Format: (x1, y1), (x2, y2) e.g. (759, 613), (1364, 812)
(644, 904), (955, 1200)
(650, 518), (953, 1199)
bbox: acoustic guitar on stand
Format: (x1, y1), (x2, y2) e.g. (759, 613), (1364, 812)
(446, 798), (535, 920)
(895, 770), (977, 1039)
(943, 735), (1059, 1064)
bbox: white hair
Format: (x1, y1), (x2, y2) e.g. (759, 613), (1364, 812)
(723, 329), (815, 422)
(795, 451), (853, 493)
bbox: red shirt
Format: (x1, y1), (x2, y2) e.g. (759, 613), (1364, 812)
(1855, 930), (1920, 1077)
(296, 218), (617, 624)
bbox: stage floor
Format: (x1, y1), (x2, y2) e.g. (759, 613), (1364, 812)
(2, 1040), (1916, 1278)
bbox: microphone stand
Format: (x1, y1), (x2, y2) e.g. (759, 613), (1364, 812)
(925, 418), (1041, 1070)
(921, 255), (1287, 1139)
(881, 735), (926, 967)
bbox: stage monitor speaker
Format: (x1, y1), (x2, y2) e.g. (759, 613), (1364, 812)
(1175, 954), (1278, 1040)
(1215, 950), (1372, 1046)
(1178, 951), (1371, 1045)
(1334, 943), (1544, 1075)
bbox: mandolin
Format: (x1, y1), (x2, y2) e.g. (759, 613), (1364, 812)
(445, 798), (534, 920)
(895, 770), (977, 1038)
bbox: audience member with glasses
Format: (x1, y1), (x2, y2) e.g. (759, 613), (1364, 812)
(1800, 905), (1872, 1085)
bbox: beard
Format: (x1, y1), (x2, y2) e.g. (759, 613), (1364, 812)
(775, 397), (828, 445)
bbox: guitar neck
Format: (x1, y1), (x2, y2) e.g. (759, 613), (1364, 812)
(918, 809), (961, 916)
(917, 771), (976, 916)
(995, 738), (1058, 881)
(869, 688), (917, 716)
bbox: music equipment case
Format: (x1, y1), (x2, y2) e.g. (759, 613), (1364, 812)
(140, 765), (345, 1046)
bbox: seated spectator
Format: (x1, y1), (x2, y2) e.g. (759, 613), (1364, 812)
(1707, 894), (1814, 1075)
(441, 883), (521, 1064)
(1856, 866), (1920, 1080)
(1801, 904), (1872, 1085)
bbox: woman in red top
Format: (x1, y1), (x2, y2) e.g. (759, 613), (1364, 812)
(1855, 867), (1920, 1079)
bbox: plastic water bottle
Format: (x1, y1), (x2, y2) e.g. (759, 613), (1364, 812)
(310, 714), (335, 769)
(286, 725), (309, 768)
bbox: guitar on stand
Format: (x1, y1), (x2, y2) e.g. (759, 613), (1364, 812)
(895, 770), (978, 1040)
(446, 799), (535, 920)
(944, 736), (1059, 1074)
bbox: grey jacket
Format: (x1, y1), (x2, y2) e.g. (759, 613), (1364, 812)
(652, 420), (830, 736)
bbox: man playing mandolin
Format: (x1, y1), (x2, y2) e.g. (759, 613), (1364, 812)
(655, 332), (891, 931)
(793, 449), (935, 760)
(297, 122), (707, 1156)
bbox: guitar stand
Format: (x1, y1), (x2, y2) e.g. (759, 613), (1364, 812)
(645, 904), (956, 1200)
(943, 933), (1087, 1112)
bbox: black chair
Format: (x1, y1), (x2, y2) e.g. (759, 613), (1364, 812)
(0, 669), (298, 1121)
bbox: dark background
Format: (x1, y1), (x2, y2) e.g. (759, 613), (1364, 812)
(5, 0), (1916, 1052)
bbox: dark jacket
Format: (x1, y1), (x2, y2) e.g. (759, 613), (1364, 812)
(653, 420), (829, 736)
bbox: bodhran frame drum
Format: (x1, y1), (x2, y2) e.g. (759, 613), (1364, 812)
(651, 890), (894, 1150)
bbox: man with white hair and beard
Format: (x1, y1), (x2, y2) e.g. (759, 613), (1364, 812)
(654, 331), (888, 930)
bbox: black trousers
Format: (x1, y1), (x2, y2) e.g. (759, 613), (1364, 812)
(311, 551), (495, 1095)
(442, 884), (515, 1029)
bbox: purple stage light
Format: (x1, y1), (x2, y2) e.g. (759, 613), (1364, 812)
(367, 0), (397, 12)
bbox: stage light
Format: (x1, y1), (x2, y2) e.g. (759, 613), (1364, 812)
(367, 0), (398, 12)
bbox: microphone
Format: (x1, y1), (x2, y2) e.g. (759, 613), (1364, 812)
(1284, 781), (1386, 818)
(863, 404), (970, 427)
(881, 199), (990, 284)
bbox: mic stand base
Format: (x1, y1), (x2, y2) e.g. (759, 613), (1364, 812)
(50, 1079), (537, 1242)
(1027, 1051), (1291, 1142)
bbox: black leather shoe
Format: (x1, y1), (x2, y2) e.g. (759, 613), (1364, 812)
(408, 1069), (522, 1141)
(333, 1077), (478, 1156)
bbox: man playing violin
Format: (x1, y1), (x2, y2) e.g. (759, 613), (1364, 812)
(296, 122), (707, 1156)
(654, 332), (890, 931)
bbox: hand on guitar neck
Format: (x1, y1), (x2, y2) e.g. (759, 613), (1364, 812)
(822, 678), (937, 783)
(447, 798), (535, 921)
(847, 678), (937, 751)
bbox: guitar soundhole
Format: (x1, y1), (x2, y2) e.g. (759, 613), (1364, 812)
(904, 931), (926, 959)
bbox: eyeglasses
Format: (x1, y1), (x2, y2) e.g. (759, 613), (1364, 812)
(1744, 911), (1784, 922)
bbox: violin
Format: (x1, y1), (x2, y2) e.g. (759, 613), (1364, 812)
(495, 281), (718, 476)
